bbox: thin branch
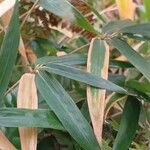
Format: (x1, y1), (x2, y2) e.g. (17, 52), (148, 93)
(5, 80), (19, 96)
(69, 43), (90, 54)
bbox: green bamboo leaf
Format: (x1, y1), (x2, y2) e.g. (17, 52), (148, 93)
(36, 54), (133, 69)
(109, 38), (150, 82)
(84, 1), (106, 23)
(110, 60), (134, 68)
(129, 89), (150, 102)
(35, 54), (87, 66)
(113, 96), (141, 150)
(120, 23), (150, 40)
(38, 63), (126, 94)
(102, 20), (135, 34)
(126, 80), (150, 93)
(109, 74), (125, 85)
(0, 108), (64, 130)
(36, 72), (100, 150)
(102, 20), (150, 40)
(125, 82), (150, 103)
(87, 38), (109, 144)
(0, 1), (19, 103)
(38, 0), (98, 34)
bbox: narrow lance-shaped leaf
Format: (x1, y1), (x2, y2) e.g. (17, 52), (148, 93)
(126, 80), (150, 93)
(110, 60), (134, 68)
(0, 108), (64, 130)
(36, 55), (133, 76)
(35, 54), (87, 66)
(36, 53), (133, 68)
(39, 63), (126, 94)
(38, 0), (98, 34)
(17, 73), (38, 150)
(109, 38), (150, 82)
(87, 38), (109, 144)
(36, 72), (100, 150)
(84, 1), (106, 23)
(102, 20), (135, 35)
(113, 96), (141, 150)
(120, 23), (150, 40)
(0, 1), (19, 103)
(102, 20), (150, 40)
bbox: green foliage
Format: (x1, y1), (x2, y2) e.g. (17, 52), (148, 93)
(36, 72), (100, 150)
(0, 108), (64, 130)
(37, 60), (126, 93)
(0, 1), (19, 105)
(1, 0), (150, 149)
(113, 97), (141, 150)
(109, 38), (150, 82)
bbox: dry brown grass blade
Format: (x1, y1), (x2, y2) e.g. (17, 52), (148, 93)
(0, 130), (16, 150)
(17, 73), (38, 150)
(116, 0), (135, 20)
(87, 38), (109, 144)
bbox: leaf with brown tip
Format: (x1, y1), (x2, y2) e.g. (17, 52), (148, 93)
(87, 38), (109, 144)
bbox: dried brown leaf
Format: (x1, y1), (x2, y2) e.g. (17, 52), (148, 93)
(0, 130), (16, 150)
(17, 73), (38, 150)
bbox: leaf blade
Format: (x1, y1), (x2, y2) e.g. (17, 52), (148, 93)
(17, 73), (38, 150)
(41, 63), (126, 94)
(0, 1), (19, 102)
(36, 54), (134, 69)
(0, 108), (64, 130)
(87, 38), (109, 144)
(109, 38), (150, 82)
(102, 20), (135, 35)
(36, 72), (100, 150)
(35, 54), (87, 66)
(113, 96), (141, 150)
(120, 23), (150, 40)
